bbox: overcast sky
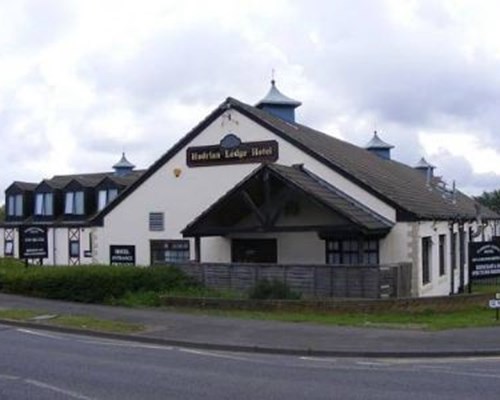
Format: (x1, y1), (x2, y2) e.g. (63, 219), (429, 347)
(2, 0), (500, 202)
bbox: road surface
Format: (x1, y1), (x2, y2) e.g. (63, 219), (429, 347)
(1, 323), (499, 399)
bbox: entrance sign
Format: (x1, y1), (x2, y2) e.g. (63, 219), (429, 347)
(488, 299), (500, 308)
(469, 241), (500, 279)
(19, 226), (48, 259)
(489, 297), (500, 320)
(187, 134), (278, 167)
(110, 245), (136, 265)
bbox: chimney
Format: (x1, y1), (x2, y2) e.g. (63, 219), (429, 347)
(364, 131), (394, 160)
(255, 80), (301, 123)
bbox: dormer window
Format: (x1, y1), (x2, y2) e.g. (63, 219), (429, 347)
(98, 188), (118, 211)
(35, 193), (53, 216)
(7, 194), (23, 217)
(65, 191), (84, 215)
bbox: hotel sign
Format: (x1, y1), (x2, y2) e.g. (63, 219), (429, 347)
(19, 226), (48, 259)
(469, 241), (500, 279)
(187, 134), (278, 167)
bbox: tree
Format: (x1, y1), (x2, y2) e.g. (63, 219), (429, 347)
(475, 189), (500, 214)
(0, 204), (4, 221)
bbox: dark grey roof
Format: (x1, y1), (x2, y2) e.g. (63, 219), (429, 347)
(256, 80), (302, 108)
(270, 164), (394, 231)
(39, 170), (145, 190)
(183, 163), (393, 236)
(8, 181), (38, 191)
(94, 96), (500, 223)
(229, 97), (498, 220)
(365, 131), (394, 150)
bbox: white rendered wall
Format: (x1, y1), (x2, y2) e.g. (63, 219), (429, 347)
(99, 109), (396, 265)
(0, 228), (4, 257)
(414, 220), (493, 297)
(379, 223), (413, 265)
(210, 231), (325, 264)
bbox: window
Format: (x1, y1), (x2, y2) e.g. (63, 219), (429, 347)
(65, 191), (84, 215)
(98, 189), (118, 211)
(7, 194), (23, 217)
(150, 240), (190, 264)
(4, 240), (14, 256)
(149, 212), (165, 231)
(34, 193), (53, 216)
(451, 232), (457, 270)
(363, 240), (379, 265)
(69, 241), (80, 257)
(422, 237), (432, 284)
(326, 239), (379, 265)
(439, 234), (446, 276)
(231, 239), (277, 263)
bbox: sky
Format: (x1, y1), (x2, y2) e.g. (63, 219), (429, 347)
(2, 0), (500, 203)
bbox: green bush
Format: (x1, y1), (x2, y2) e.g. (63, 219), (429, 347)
(248, 279), (301, 300)
(0, 262), (199, 303)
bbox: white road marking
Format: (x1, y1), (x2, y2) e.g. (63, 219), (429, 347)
(0, 374), (20, 380)
(17, 328), (66, 340)
(24, 379), (96, 400)
(79, 338), (173, 350)
(356, 361), (389, 367)
(179, 348), (253, 362)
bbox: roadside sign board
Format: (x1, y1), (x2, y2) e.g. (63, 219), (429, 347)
(110, 245), (135, 265)
(19, 226), (48, 259)
(469, 241), (500, 279)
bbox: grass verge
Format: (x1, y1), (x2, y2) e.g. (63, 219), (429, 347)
(163, 305), (500, 331)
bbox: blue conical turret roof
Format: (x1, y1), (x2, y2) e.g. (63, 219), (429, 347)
(113, 153), (135, 177)
(256, 80), (301, 108)
(365, 131), (394, 150)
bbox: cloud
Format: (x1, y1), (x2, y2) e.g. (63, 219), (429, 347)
(429, 150), (500, 195)
(1, 0), (500, 202)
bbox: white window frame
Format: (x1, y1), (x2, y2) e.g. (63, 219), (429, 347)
(65, 191), (84, 215)
(4, 240), (14, 256)
(35, 193), (53, 216)
(97, 188), (119, 211)
(7, 194), (23, 217)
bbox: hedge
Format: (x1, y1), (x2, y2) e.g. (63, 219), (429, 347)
(0, 259), (198, 303)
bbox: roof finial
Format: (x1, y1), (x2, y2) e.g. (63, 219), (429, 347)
(271, 68), (276, 86)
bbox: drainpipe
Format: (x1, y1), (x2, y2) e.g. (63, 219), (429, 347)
(52, 227), (56, 265)
(194, 236), (201, 263)
(458, 221), (465, 293)
(449, 221), (455, 295)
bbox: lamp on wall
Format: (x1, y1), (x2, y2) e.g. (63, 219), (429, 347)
(173, 168), (182, 178)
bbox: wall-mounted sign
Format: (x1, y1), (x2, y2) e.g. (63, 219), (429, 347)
(186, 134), (278, 167)
(110, 245), (136, 265)
(469, 241), (500, 279)
(19, 226), (48, 259)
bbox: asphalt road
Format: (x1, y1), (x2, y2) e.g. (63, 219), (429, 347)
(1, 324), (500, 400)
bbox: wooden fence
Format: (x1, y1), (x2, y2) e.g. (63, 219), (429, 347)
(175, 262), (413, 299)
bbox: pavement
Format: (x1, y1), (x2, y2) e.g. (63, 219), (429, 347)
(1, 292), (500, 358)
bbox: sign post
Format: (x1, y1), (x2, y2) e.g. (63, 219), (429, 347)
(488, 294), (500, 321)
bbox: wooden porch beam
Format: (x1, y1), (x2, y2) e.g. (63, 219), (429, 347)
(241, 190), (267, 227)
